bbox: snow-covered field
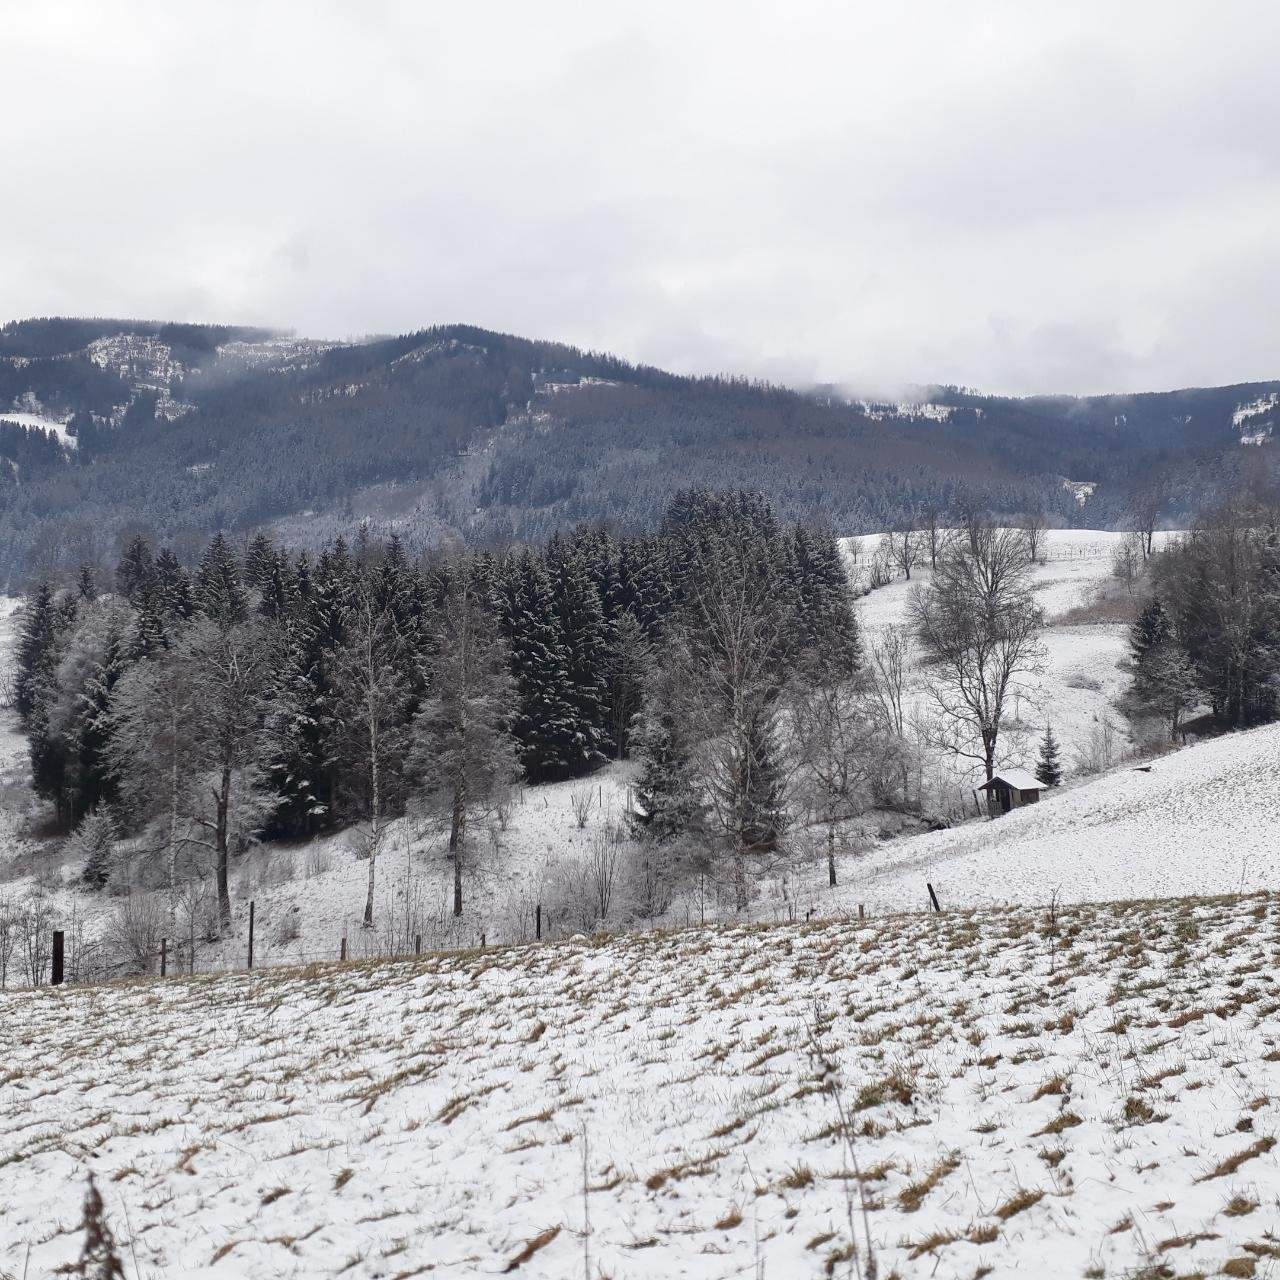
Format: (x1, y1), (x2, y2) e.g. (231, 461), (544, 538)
(3, 893), (1278, 1278)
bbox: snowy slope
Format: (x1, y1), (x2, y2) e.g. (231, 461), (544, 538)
(2, 893), (1277, 1279)
(820, 717), (1280, 915)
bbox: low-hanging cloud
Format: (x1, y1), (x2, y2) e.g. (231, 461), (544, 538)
(4, 0), (1279, 396)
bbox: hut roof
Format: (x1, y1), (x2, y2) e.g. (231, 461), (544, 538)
(977, 769), (1043, 792)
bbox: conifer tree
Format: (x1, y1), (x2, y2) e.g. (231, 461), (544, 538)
(502, 554), (579, 783)
(196, 532), (248, 626)
(15, 580), (59, 722)
(1035, 724), (1062, 788)
(630, 665), (705, 844)
(48, 598), (130, 821)
(549, 543), (611, 771)
(71, 809), (118, 890)
(115, 536), (155, 605)
(244, 532), (277, 597)
(153, 547), (195, 620)
(263, 607), (337, 838)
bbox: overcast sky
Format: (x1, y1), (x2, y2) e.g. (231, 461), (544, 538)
(6, 1), (1280, 396)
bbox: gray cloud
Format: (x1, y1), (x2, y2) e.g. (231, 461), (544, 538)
(4, 0), (1279, 395)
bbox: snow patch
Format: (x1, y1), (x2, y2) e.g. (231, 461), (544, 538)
(1231, 391), (1278, 428)
(1061, 478), (1096, 506)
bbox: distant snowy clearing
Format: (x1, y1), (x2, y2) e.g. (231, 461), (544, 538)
(0, 410), (77, 449)
(840, 528), (1176, 627)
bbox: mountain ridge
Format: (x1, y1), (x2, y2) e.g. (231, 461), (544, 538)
(0, 315), (1277, 585)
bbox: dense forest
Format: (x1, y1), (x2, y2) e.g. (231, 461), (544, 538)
(13, 491), (859, 930)
(2, 316), (1278, 588)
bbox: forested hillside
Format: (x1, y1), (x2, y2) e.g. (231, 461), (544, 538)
(2, 315), (1278, 587)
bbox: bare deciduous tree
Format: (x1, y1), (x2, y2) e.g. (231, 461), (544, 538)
(789, 680), (875, 886)
(1130, 481), (1167, 560)
(413, 574), (520, 918)
(1111, 532), (1144, 594)
(1019, 507), (1049, 564)
(866, 624), (910, 740)
(919, 501), (946, 570)
(910, 521), (1045, 782)
(587, 823), (624, 922)
(881, 526), (921, 581)
(0, 893), (16, 989)
(340, 594), (409, 929)
(107, 892), (167, 975)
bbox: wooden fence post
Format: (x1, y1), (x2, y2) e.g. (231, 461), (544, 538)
(414, 934), (422, 956)
(160, 938), (167, 978)
(340, 935), (348, 962)
(858, 903), (865, 921)
(51, 931), (64, 986)
(927, 883), (941, 912)
(536, 903), (542, 941)
(247, 901), (256, 970)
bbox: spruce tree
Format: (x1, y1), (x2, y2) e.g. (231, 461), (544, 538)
(549, 544), (611, 772)
(115, 536), (155, 605)
(14, 580), (59, 722)
(263, 608), (337, 838)
(630, 669), (705, 844)
(153, 547), (195, 619)
(1035, 725), (1062, 788)
(196, 532), (248, 626)
(71, 809), (117, 890)
(501, 553), (579, 783)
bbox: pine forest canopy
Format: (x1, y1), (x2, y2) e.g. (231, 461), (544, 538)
(2, 315), (1280, 588)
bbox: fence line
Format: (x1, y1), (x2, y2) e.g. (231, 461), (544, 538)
(0, 884), (965, 995)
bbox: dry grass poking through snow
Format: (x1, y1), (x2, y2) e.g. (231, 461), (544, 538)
(1, 895), (1279, 1279)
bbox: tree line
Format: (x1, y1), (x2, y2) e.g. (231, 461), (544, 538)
(14, 490), (861, 932)
(1126, 494), (1280, 738)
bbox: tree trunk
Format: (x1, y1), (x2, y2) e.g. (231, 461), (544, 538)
(827, 824), (837, 888)
(215, 764), (232, 929)
(363, 700), (380, 930)
(450, 779), (466, 917)
(363, 826), (378, 929)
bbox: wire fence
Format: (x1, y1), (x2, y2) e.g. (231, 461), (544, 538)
(0, 880), (946, 995)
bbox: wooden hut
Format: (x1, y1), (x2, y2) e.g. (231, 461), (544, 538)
(977, 769), (1043, 817)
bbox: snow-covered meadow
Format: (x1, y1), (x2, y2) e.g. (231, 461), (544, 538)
(2, 893), (1278, 1278)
